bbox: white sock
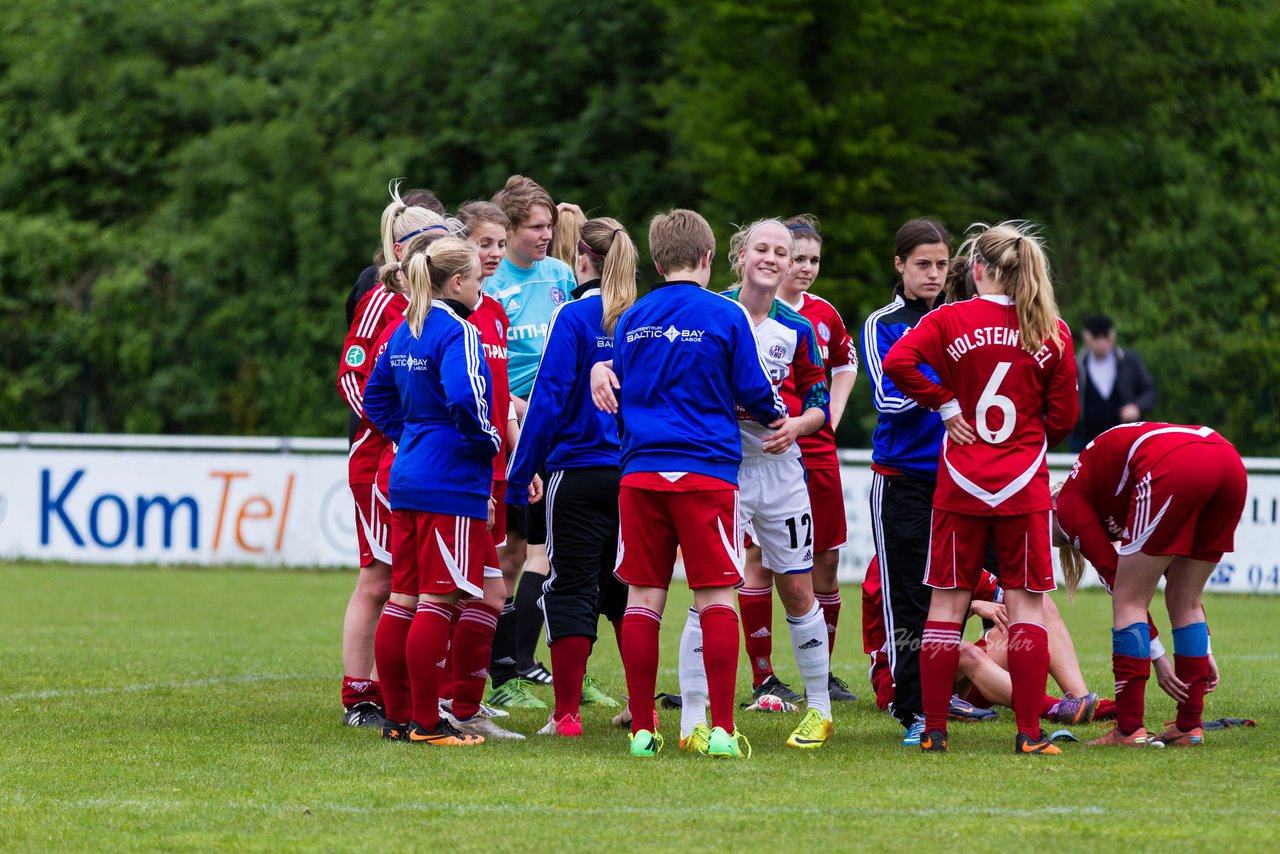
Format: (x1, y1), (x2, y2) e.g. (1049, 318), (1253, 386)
(788, 602), (831, 718)
(678, 607), (707, 738)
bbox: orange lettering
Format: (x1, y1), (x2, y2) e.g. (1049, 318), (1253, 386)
(210, 471), (248, 550)
(275, 474), (295, 551)
(235, 496), (273, 553)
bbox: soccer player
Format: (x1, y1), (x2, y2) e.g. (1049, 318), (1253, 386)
(484, 175), (576, 704)
(363, 237), (505, 747)
(676, 218), (834, 752)
(506, 216), (638, 736)
(333, 186), (452, 728)
(860, 218), (951, 745)
(1053, 422), (1246, 747)
(883, 220), (1079, 755)
(602, 208), (787, 758)
(736, 214), (860, 704)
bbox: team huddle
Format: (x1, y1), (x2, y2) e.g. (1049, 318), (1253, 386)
(333, 175), (1247, 757)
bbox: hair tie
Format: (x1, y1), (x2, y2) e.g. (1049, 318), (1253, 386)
(613, 228), (624, 236)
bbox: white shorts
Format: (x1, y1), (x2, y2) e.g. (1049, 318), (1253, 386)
(738, 456), (814, 574)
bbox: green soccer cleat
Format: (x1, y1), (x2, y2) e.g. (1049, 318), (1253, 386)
(786, 708), (834, 749)
(581, 674), (621, 707)
(678, 722), (712, 754)
(485, 678), (548, 709)
(706, 726), (752, 759)
(628, 728), (664, 758)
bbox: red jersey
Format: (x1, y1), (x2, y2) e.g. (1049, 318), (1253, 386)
(1054, 422), (1229, 582)
(340, 287), (407, 484)
(468, 294), (513, 482)
(781, 293), (858, 464)
(882, 295), (1077, 515)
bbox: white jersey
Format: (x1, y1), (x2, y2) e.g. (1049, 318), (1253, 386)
(736, 309), (805, 461)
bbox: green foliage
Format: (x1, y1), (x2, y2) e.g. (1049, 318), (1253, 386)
(1, 0), (1277, 451)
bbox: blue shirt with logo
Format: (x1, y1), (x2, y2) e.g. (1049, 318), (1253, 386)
(483, 256), (575, 397)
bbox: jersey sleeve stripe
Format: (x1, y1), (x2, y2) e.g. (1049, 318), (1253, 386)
(861, 298), (919, 413)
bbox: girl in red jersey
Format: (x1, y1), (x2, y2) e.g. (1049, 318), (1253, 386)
(883, 221), (1079, 754)
(1053, 422), (1245, 747)
(334, 184), (453, 727)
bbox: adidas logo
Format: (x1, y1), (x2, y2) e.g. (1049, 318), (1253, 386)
(749, 627), (772, 638)
(471, 669), (489, 679)
(799, 638), (822, 650)
(436, 659), (448, 668)
(826, 623), (838, 632)
(803, 550), (813, 562)
(348, 680), (373, 693)
(494, 656), (517, 666)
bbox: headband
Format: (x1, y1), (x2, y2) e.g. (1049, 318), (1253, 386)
(397, 224), (450, 244)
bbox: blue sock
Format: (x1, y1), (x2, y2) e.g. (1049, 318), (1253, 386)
(1172, 622), (1210, 657)
(1112, 622), (1150, 659)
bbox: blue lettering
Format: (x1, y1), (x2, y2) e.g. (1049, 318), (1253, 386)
(41, 469), (85, 546)
(135, 495), (199, 549)
(89, 494), (128, 548)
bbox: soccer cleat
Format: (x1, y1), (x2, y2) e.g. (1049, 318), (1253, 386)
(679, 722), (712, 754)
(1052, 692), (1099, 725)
(611, 702), (632, 728)
(656, 692), (684, 709)
(342, 701), (387, 728)
(948, 694), (997, 722)
(477, 701), (509, 719)
(902, 716), (926, 746)
(581, 674), (621, 707)
(484, 678), (548, 709)
(536, 712), (584, 737)
(1153, 724), (1203, 747)
(1015, 731), (1062, 755)
(1086, 726), (1153, 747)
(828, 673), (859, 703)
(741, 694), (799, 713)
(405, 719), (485, 746)
(517, 661), (554, 685)
(752, 675), (803, 705)
(628, 728), (664, 758)
(706, 726), (752, 759)
(381, 721), (410, 742)
(445, 711), (526, 740)
(919, 729), (949, 753)
(786, 708), (834, 749)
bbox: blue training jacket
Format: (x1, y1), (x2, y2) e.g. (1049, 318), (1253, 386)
(506, 282), (620, 504)
(860, 288), (945, 480)
(613, 281), (786, 486)
(363, 300), (502, 520)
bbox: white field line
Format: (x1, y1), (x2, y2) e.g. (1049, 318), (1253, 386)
(0, 796), (1109, 819)
(1, 673), (312, 702)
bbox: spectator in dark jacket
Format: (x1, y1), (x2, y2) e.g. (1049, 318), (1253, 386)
(1072, 314), (1158, 450)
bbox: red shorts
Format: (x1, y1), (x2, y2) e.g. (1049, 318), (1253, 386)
(926, 509), (1055, 593)
(490, 481), (508, 549)
(869, 649), (894, 711)
(351, 482), (391, 568)
(390, 510), (496, 598)
(1119, 443), (1247, 562)
(616, 483), (743, 590)
(805, 464), (848, 553)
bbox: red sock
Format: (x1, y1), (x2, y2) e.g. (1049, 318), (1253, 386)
(613, 618), (625, 664)
(550, 635), (592, 721)
(815, 591), (841, 659)
(1112, 654), (1150, 735)
(441, 604), (463, 703)
(921, 620), (963, 734)
(621, 607), (661, 735)
(1174, 654), (1211, 730)
(1096, 697), (1117, 720)
(1040, 694), (1061, 719)
(341, 675), (382, 709)
(406, 602), (453, 729)
(449, 603), (500, 720)
(738, 586), (773, 687)
(1007, 622), (1051, 739)
(372, 602), (415, 724)
(700, 604), (740, 732)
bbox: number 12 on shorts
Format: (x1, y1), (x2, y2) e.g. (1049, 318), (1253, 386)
(785, 512), (813, 550)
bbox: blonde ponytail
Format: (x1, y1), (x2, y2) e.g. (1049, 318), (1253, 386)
(580, 217), (638, 334)
(961, 221), (1064, 355)
(380, 178), (461, 265)
(402, 237), (479, 338)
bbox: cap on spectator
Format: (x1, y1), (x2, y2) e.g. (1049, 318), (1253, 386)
(1083, 314), (1114, 336)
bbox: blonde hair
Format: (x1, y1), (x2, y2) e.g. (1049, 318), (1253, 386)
(550, 204), (585, 267)
(579, 217), (638, 334)
(728, 218), (793, 284)
(379, 179), (460, 267)
(492, 175), (557, 229)
(960, 221), (1064, 355)
(402, 237), (479, 337)
(648, 209), (715, 275)
(378, 231), (446, 296)
(1051, 481), (1086, 600)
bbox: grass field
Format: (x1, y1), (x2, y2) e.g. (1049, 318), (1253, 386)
(1, 562), (1276, 852)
